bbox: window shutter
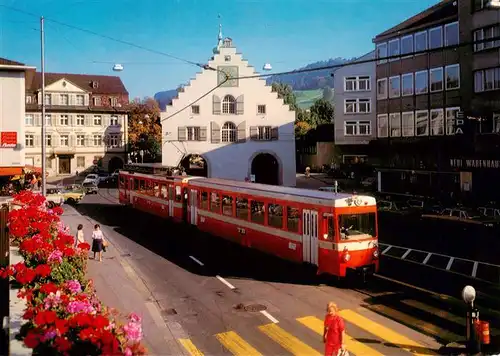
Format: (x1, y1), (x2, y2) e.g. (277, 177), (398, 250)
(271, 127), (279, 140)
(85, 115), (91, 126)
(51, 94), (57, 105)
(84, 135), (90, 147)
(237, 121), (246, 142)
(84, 95), (90, 106)
(48, 115), (53, 126)
(178, 127), (187, 141)
(34, 135), (41, 147)
(68, 115), (73, 126)
(70, 135), (76, 147)
(34, 114), (41, 126)
(53, 114), (59, 126)
(104, 116), (110, 127)
(199, 126), (207, 141)
(236, 95), (244, 115)
(211, 122), (221, 143)
(212, 95), (221, 115)
(250, 126), (258, 140)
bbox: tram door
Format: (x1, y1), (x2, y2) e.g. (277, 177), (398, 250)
(128, 178), (134, 204)
(168, 185), (174, 217)
(190, 189), (198, 225)
(302, 209), (319, 265)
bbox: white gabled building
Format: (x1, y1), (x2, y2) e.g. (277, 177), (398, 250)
(161, 26), (296, 186)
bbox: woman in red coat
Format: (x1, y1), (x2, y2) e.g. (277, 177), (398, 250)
(323, 302), (346, 356)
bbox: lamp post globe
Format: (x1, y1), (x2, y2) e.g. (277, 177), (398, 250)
(462, 285), (476, 305)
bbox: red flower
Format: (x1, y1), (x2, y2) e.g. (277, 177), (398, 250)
(54, 336), (72, 352)
(34, 310), (57, 326)
(23, 330), (41, 348)
(55, 319), (69, 335)
(62, 247), (75, 257)
(15, 268), (37, 285)
(19, 239), (37, 254)
(77, 242), (91, 250)
(70, 313), (92, 328)
(23, 310), (34, 320)
(35, 264), (51, 278)
(51, 206), (64, 215)
(93, 315), (110, 329)
(40, 282), (58, 295)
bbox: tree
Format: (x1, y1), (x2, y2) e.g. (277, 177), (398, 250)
(295, 121), (312, 137)
(271, 82), (298, 112)
(128, 97), (162, 159)
(322, 86), (334, 103)
(310, 99), (334, 127)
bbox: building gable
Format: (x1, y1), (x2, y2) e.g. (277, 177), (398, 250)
(44, 78), (87, 93)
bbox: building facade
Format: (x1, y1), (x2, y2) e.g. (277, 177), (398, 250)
(161, 29), (296, 186)
(333, 51), (376, 164)
(0, 58), (34, 176)
(24, 71), (129, 176)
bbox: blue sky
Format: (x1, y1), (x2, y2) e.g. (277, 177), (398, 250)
(1, 0), (437, 99)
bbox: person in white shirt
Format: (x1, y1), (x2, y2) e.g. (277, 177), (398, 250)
(91, 224), (104, 262)
(75, 224), (85, 248)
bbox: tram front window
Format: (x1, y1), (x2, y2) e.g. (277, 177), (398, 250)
(338, 213), (376, 240)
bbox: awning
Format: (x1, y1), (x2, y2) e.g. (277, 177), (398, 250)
(0, 167), (23, 176)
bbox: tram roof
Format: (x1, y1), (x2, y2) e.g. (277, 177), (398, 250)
(190, 177), (376, 205)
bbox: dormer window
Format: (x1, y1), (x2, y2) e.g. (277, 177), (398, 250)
(224, 55), (231, 62)
(26, 96), (32, 104)
(109, 97), (118, 106)
(92, 81), (99, 89)
(223, 38), (233, 48)
(93, 96), (101, 106)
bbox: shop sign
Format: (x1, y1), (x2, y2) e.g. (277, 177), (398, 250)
(450, 159), (500, 169)
(0, 132), (17, 148)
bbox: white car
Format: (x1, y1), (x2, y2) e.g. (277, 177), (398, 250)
(83, 174), (99, 185)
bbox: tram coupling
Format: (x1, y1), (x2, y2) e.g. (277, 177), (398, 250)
(346, 264), (376, 283)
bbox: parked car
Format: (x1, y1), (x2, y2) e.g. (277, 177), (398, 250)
(46, 188), (65, 208)
(82, 182), (99, 194)
(97, 172), (110, 183)
(83, 174), (99, 185)
(62, 185), (85, 205)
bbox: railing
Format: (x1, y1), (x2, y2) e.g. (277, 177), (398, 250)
(380, 243), (500, 285)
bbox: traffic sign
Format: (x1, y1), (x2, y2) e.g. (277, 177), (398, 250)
(93, 159), (98, 165)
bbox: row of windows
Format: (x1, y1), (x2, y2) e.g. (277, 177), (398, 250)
(473, 25), (500, 52)
(377, 64), (460, 99)
(376, 22), (459, 62)
(39, 93), (119, 107)
(344, 99), (371, 114)
(24, 134), (122, 148)
(192, 99), (267, 115)
(25, 114), (120, 127)
(344, 120), (372, 136)
(377, 107), (461, 138)
(344, 76), (371, 92)
(178, 125), (279, 142)
(474, 67), (500, 93)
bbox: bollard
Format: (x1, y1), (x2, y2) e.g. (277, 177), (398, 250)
(462, 286), (481, 355)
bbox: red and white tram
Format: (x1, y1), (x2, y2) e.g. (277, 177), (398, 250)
(118, 165), (380, 278)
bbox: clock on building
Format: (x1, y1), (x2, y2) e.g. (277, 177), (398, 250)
(217, 66), (239, 87)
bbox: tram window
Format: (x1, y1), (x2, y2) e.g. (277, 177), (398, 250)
(327, 216), (335, 240)
(287, 207), (300, 232)
(134, 179), (139, 191)
(153, 182), (160, 197)
(268, 203), (283, 229)
(210, 192), (221, 213)
(251, 200), (265, 224)
(160, 185), (168, 199)
(200, 191), (209, 209)
(175, 186), (182, 202)
(168, 185), (174, 200)
(119, 176), (124, 187)
(236, 197), (249, 220)
(139, 180), (145, 193)
(222, 195), (233, 216)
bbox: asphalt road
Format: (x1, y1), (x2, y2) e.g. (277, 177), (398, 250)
(68, 188), (500, 355)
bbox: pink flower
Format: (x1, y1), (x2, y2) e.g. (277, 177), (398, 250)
(65, 280), (82, 293)
(124, 347), (133, 356)
(129, 313), (141, 323)
(123, 320), (142, 343)
(48, 250), (63, 263)
(43, 291), (61, 309)
(66, 300), (95, 314)
(42, 330), (57, 341)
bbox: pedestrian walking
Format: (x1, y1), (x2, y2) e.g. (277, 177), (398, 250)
(323, 302), (347, 356)
(91, 224), (105, 262)
(75, 224), (85, 248)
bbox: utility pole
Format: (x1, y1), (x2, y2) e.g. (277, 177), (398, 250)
(40, 16), (46, 196)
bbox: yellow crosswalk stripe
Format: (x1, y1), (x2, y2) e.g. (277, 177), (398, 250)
(179, 338), (204, 356)
(297, 316), (384, 356)
(215, 331), (262, 356)
(259, 323), (321, 356)
(339, 309), (438, 356)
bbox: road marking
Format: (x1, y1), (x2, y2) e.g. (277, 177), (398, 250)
(258, 323), (321, 356)
(297, 316), (384, 356)
(189, 256), (204, 266)
(339, 309), (437, 356)
(215, 331), (262, 356)
(260, 310), (279, 324)
(216, 275), (236, 289)
(179, 338), (204, 356)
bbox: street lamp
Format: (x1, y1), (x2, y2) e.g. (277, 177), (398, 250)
(462, 285), (480, 354)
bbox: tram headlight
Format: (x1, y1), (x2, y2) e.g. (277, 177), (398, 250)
(342, 252), (351, 263)
(372, 248), (379, 259)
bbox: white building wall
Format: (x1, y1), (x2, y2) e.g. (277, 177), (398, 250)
(161, 43), (296, 186)
(333, 51), (377, 145)
(0, 70), (26, 168)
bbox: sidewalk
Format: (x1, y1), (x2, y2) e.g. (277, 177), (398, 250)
(61, 207), (186, 355)
(9, 246), (31, 356)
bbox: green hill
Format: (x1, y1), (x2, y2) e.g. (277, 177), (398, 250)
(294, 89), (324, 109)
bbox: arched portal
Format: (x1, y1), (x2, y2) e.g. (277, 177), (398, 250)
(251, 153), (279, 185)
(180, 154), (208, 177)
(108, 156), (124, 173)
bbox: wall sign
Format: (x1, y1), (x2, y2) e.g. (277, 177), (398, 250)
(450, 159), (500, 169)
(0, 132), (17, 148)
